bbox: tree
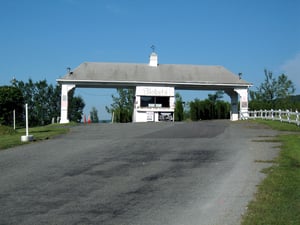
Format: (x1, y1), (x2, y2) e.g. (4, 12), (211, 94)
(0, 86), (24, 126)
(174, 92), (184, 121)
(250, 70), (295, 102)
(208, 90), (224, 103)
(12, 79), (36, 124)
(189, 92), (230, 121)
(207, 91), (224, 119)
(106, 88), (134, 123)
(276, 74), (296, 99)
(90, 107), (99, 123)
(33, 80), (52, 125)
(249, 70), (295, 110)
(47, 84), (61, 121)
(189, 98), (201, 121)
(12, 79), (85, 125)
(68, 89), (85, 123)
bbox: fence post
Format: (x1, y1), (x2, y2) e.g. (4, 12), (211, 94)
(296, 110), (299, 126)
(287, 110), (290, 123)
(279, 109), (282, 122)
(260, 109), (262, 119)
(264, 109), (267, 119)
(271, 109), (274, 120)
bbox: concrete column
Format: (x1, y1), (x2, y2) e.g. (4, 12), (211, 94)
(225, 88), (249, 121)
(60, 84), (76, 124)
(225, 89), (239, 121)
(132, 87), (137, 122)
(235, 88), (249, 119)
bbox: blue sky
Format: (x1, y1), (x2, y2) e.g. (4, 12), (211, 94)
(1, 0), (300, 120)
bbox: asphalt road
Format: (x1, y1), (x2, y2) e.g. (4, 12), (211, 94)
(0, 121), (280, 225)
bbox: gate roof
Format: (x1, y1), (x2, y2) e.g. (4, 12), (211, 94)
(57, 62), (252, 90)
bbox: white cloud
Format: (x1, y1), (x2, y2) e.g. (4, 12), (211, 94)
(280, 53), (300, 93)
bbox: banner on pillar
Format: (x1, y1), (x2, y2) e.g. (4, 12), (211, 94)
(61, 95), (68, 108)
(241, 101), (248, 108)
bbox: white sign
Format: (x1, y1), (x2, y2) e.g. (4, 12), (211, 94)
(147, 112), (154, 121)
(136, 86), (174, 96)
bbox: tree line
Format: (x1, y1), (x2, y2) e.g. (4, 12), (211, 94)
(175, 91), (231, 121)
(0, 79), (85, 126)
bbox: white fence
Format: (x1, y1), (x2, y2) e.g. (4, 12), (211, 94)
(241, 109), (300, 126)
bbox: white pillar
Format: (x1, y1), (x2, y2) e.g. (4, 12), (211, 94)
(225, 89), (239, 121)
(60, 84), (76, 124)
(235, 88), (249, 119)
(225, 88), (249, 121)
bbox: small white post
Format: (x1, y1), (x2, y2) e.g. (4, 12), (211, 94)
(21, 103), (34, 142)
(111, 111), (114, 123)
(271, 109), (274, 120)
(13, 109), (16, 130)
(25, 104), (29, 136)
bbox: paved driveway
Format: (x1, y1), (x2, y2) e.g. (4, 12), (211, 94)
(0, 121), (279, 225)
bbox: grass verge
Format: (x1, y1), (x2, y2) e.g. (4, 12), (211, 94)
(247, 118), (300, 132)
(0, 123), (75, 150)
(241, 120), (300, 225)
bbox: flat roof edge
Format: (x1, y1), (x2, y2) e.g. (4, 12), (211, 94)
(56, 78), (252, 88)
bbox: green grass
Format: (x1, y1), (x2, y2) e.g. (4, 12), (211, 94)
(242, 120), (300, 225)
(0, 125), (17, 135)
(248, 118), (300, 131)
(0, 123), (74, 150)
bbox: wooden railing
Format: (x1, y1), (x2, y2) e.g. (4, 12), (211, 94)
(240, 109), (300, 126)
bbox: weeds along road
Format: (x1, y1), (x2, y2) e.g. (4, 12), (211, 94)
(0, 121), (279, 225)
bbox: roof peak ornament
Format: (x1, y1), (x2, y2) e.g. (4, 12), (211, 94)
(151, 45), (156, 53)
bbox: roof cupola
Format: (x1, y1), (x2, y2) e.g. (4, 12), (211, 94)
(149, 45), (158, 67)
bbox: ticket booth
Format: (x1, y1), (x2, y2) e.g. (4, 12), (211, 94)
(133, 86), (175, 122)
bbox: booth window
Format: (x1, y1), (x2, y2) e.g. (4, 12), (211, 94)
(141, 96), (170, 107)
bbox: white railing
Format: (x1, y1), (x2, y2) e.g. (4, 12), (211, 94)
(241, 109), (300, 126)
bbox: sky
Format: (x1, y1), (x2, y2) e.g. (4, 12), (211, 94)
(0, 0), (299, 120)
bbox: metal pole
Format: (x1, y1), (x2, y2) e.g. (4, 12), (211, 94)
(25, 104), (29, 136)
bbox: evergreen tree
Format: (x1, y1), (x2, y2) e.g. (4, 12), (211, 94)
(189, 92), (230, 121)
(0, 86), (24, 126)
(174, 93), (184, 121)
(68, 89), (85, 123)
(90, 107), (99, 123)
